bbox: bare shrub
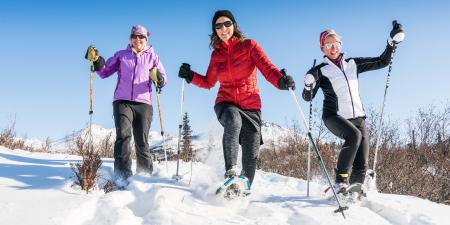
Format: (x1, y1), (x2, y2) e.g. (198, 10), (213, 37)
(0, 120), (16, 148)
(373, 103), (450, 204)
(68, 129), (102, 193)
(66, 131), (89, 156)
(98, 132), (114, 158)
(71, 146), (102, 193)
(0, 117), (34, 151)
(31, 137), (52, 153)
(258, 120), (339, 181)
(41, 137), (52, 152)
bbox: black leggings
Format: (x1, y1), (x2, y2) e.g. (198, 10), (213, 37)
(324, 115), (369, 184)
(215, 103), (261, 185)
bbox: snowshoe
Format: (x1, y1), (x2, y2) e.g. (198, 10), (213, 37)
(324, 182), (348, 197)
(346, 183), (363, 194)
(215, 175), (251, 200)
(326, 183), (367, 204)
(345, 183), (367, 201)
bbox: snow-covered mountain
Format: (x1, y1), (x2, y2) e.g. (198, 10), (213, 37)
(0, 146), (448, 225)
(35, 120), (297, 157)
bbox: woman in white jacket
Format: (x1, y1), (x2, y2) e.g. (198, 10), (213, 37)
(302, 21), (405, 193)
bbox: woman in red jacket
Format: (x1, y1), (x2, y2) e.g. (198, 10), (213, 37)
(178, 10), (295, 187)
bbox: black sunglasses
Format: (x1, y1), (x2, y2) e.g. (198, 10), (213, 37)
(131, 34), (146, 39)
(215, 20), (233, 30)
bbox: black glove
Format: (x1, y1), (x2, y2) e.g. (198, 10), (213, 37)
(93, 56), (105, 71)
(156, 70), (165, 89)
(389, 20), (405, 45)
(155, 70), (165, 93)
(278, 69), (296, 90)
(178, 63), (194, 83)
(85, 45), (105, 71)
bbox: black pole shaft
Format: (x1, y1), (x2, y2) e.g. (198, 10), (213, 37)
(307, 59), (316, 198)
(373, 44), (397, 177)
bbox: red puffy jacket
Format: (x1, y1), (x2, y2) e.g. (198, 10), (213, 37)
(191, 38), (283, 110)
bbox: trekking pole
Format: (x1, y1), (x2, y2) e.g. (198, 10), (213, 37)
(85, 45), (96, 153)
(150, 68), (168, 173)
(281, 69), (348, 218)
(88, 61), (94, 152)
(173, 77), (186, 181)
(372, 43), (397, 185)
(307, 59), (316, 198)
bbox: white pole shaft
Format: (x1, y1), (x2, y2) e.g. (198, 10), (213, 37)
(288, 89), (309, 130)
(175, 79), (185, 179)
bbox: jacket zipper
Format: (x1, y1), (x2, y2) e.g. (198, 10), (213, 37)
(340, 65), (355, 118)
(227, 45), (238, 106)
(131, 56), (138, 101)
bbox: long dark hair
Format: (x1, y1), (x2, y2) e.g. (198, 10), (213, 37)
(209, 22), (245, 49)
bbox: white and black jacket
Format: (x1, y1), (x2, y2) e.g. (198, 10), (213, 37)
(303, 44), (394, 119)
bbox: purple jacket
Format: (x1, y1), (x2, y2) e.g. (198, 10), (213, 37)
(96, 45), (167, 105)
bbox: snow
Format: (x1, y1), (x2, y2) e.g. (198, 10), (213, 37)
(1, 144), (449, 225)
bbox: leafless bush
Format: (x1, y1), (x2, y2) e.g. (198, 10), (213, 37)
(71, 146), (102, 193)
(68, 129), (103, 193)
(98, 132), (114, 158)
(42, 137), (52, 152)
(30, 137), (52, 153)
(373, 103), (450, 204)
(66, 131), (88, 156)
(0, 119), (16, 148)
(258, 120), (338, 181)
(0, 117), (34, 151)
(375, 144), (449, 204)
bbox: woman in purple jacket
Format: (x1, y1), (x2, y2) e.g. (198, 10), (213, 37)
(85, 25), (167, 181)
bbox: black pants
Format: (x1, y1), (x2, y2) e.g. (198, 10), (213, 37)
(324, 115), (369, 184)
(113, 100), (153, 179)
(215, 103), (261, 185)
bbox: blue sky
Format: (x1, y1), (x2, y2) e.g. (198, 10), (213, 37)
(1, 0), (449, 140)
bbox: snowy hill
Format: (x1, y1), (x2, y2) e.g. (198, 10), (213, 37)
(39, 121), (296, 157)
(1, 145), (449, 225)
(2, 121), (448, 225)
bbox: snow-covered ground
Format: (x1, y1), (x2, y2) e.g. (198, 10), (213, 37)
(1, 145), (449, 225)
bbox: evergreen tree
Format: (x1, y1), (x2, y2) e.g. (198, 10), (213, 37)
(180, 112), (193, 162)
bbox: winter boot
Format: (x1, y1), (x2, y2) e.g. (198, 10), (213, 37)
(349, 168), (366, 185)
(224, 165), (238, 179)
(324, 169), (349, 197)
